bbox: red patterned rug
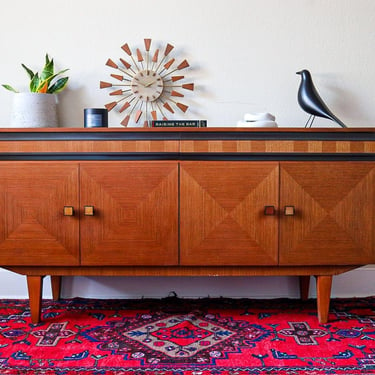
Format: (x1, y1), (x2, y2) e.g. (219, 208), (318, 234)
(0, 296), (375, 374)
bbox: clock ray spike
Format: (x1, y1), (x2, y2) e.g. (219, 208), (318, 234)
(100, 81), (112, 89)
(152, 49), (159, 63)
(110, 89), (124, 96)
(119, 96), (135, 113)
(151, 49), (159, 72)
(105, 101), (118, 111)
(109, 89), (132, 96)
(110, 74), (131, 82)
(106, 59), (118, 69)
(119, 101), (131, 113)
(121, 43), (132, 56)
(171, 75), (184, 82)
(163, 102), (175, 114)
(120, 115), (130, 127)
(135, 109), (142, 123)
(177, 59), (190, 70)
(151, 110), (157, 121)
(136, 48), (144, 70)
(159, 58), (175, 75)
(144, 39), (151, 51)
(171, 90), (184, 97)
(182, 83), (194, 91)
(134, 100), (144, 123)
(111, 74), (123, 81)
(164, 58), (175, 69)
(119, 58), (137, 76)
(120, 58), (131, 69)
(176, 102), (189, 112)
(164, 43), (174, 56)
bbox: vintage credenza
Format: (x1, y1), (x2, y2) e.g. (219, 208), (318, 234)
(0, 127), (374, 324)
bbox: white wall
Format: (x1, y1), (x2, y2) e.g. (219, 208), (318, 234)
(1, 0), (375, 127)
(0, 0), (374, 299)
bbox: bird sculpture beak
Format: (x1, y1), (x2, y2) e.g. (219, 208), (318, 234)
(296, 71), (302, 75)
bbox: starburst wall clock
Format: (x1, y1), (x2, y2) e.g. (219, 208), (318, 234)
(100, 39), (194, 127)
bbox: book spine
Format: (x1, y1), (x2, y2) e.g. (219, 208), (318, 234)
(152, 120), (207, 127)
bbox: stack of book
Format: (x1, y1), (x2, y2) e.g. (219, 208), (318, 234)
(151, 120), (207, 127)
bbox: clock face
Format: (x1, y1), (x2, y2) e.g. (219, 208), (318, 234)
(131, 70), (163, 102)
(100, 39), (194, 127)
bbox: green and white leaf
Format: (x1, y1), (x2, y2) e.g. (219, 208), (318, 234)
(29, 73), (40, 92)
(48, 77), (69, 93)
(40, 58), (54, 81)
(21, 64), (35, 80)
(1, 84), (19, 93)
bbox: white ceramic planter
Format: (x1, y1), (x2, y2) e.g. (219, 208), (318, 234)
(10, 92), (58, 128)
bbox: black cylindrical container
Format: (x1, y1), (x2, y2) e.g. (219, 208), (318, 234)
(84, 108), (108, 128)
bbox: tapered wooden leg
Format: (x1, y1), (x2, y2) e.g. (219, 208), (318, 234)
(316, 275), (332, 324)
(299, 276), (310, 300)
(27, 276), (43, 324)
(51, 276), (62, 300)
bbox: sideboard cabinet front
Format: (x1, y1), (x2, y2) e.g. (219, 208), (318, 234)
(279, 161), (375, 265)
(79, 162), (179, 266)
(0, 162), (80, 266)
(179, 161), (279, 265)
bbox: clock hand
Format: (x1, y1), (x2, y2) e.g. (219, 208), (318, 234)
(132, 78), (146, 88)
(145, 80), (157, 87)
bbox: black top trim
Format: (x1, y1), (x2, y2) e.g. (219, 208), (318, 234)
(1, 129), (375, 141)
(0, 152), (374, 161)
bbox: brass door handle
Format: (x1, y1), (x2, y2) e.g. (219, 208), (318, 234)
(264, 206), (276, 216)
(63, 206), (75, 216)
(84, 205), (95, 216)
(284, 206), (295, 216)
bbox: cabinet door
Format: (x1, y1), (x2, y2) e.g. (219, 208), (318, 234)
(180, 161), (279, 265)
(0, 162), (79, 265)
(80, 162), (178, 265)
(279, 162), (375, 265)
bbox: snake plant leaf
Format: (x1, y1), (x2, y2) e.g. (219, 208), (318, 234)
(29, 72), (40, 92)
(38, 81), (49, 93)
(1, 84), (19, 93)
(47, 77), (69, 94)
(41, 58), (54, 81)
(21, 64), (35, 80)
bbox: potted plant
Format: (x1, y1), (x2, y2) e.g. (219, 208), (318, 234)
(2, 54), (69, 127)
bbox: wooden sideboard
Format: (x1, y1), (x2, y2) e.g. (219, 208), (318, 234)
(0, 127), (374, 324)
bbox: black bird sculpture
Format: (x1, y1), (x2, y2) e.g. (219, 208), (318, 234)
(296, 69), (347, 128)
